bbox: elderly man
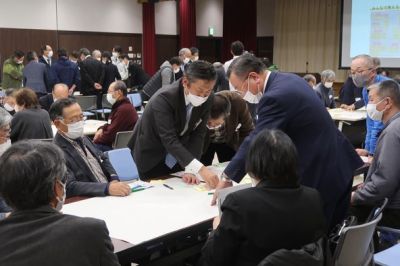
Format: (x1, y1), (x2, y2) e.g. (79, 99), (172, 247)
(349, 55), (388, 157)
(50, 98), (131, 198)
(128, 61), (220, 188)
(351, 80), (400, 229)
(303, 74), (317, 89)
(39, 83), (70, 111)
(0, 140), (120, 265)
(215, 54), (362, 228)
(314, 69), (336, 109)
(93, 81), (138, 151)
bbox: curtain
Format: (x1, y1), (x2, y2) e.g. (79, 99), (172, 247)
(179, 0), (197, 48)
(222, 0), (257, 62)
(142, 3), (157, 75)
(273, 0), (347, 81)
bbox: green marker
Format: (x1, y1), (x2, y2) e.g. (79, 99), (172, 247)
(132, 187), (146, 193)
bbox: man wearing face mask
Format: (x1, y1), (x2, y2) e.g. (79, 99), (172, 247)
(213, 54), (363, 229)
(314, 69), (336, 109)
(39, 44), (56, 92)
(93, 81), (138, 151)
(201, 91), (254, 166)
(351, 80), (400, 232)
(140, 57), (183, 101)
(0, 140), (120, 265)
(190, 47), (200, 62)
(175, 48), (192, 80)
(1, 50), (24, 90)
(128, 61), (220, 188)
(350, 54), (388, 158)
(50, 98), (131, 198)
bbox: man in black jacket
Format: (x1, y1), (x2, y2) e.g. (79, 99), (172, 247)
(78, 48), (105, 108)
(50, 98), (130, 198)
(39, 83), (69, 112)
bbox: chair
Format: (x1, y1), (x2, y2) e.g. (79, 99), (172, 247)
(332, 213), (382, 266)
(113, 131), (134, 149)
(93, 94), (112, 119)
(106, 148), (139, 182)
(127, 93), (142, 109)
(75, 95), (97, 117)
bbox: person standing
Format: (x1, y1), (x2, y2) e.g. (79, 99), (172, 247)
(23, 51), (49, 98)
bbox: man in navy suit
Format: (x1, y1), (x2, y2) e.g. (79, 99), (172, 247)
(213, 54), (363, 228)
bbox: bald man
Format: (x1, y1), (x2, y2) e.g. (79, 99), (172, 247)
(39, 83), (70, 111)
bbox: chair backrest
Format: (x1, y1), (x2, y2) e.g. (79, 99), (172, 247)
(113, 131), (134, 149)
(127, 93), (142, 108)
(334, 213), (382, 266)
(106, 148), (139, 182)
(75, 95), (97, 111)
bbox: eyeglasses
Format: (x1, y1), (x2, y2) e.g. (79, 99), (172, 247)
(60, 114), (86, 124)
(351, 68), (372, 76)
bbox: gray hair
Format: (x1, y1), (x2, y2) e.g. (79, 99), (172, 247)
(92, 49), (101, 59)
(227, 54), (267, 79)
(321, 69), (335, 80)
(377, 80), (400, 108)
(179, 48), (191, 57)
(0, 107), (12, 128)
(352, 54), (375, 69)
(303, 74), (316, 83)
(53, 83), (69, 92)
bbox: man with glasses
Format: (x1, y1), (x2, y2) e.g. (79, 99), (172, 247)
(213, 54), (363, 229)
(49, 98), (131, 198)
(348, 54), (388, 158)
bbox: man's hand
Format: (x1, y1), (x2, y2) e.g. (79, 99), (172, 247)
(93, 129), (103, 142)
(356, 148), (369, 157)
(182, 173), (200, 185)
(94, 83), (102, 90)
(211, 179), (233, 206)
(340, 104), (355, 111)
(199, 166), (219, 189)
(108, 181), (131, 196)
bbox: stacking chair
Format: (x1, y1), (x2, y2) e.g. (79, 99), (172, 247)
(113, 131), (134, 149)
(93, 94), (112, 120)
(106, 148), (139, 182)
(75, 95), (97, 117)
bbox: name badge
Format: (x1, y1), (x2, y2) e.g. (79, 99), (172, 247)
(108, 119), (112, 124)
(355, 97), (361, 101)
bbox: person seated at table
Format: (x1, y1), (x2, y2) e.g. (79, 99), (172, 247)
(0, 107), (12, 220)
(201, 91), (254, 166)
(314, 69), (336, 109)
(49, 98), (131, 198)
(39, 83), (70, 112)
(0, 140), (120, 265)
(339, 74), (364, 110)
(93, 81), (138, 151)
(200, 129), (326, 266)
(10, 88), (53, 143)
(128, 61), (220, 188)
(351, 80), (400, 233)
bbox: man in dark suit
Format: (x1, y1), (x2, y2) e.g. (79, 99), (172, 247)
(0, 140), (120, 266)
(49, 98), (131, 198)
(39, 44), (56, 92)
(78, 48), (105, 108)
(213, 54), (363, 228)
(39, 83), (69, 111)
(128, 61), (219, 188)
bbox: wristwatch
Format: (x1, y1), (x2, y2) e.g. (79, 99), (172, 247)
(221, 172), (232, 183)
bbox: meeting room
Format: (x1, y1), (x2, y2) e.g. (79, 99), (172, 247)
(1, 0), (400, 265)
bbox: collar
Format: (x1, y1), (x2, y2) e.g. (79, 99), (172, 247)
(10, 205), (58, 217)
(43, 55), (50, 61)
(233, 55), (240, 59)
(85, 55), (90, 59)
(384, 111), (400, 128)
(262, 70), (270, 93)
(256, 178), (300, 189)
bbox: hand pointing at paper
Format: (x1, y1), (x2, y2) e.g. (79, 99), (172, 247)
(199, 166), (219, 189)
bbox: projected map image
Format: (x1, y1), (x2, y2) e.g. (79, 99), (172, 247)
(370, 5), (400, 58)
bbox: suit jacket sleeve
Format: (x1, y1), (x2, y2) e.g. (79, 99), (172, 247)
(201, 194), (243, 266)
(187, 107), (210, 160)
(64, 169), (108, 197)
(160, 67), (173, 86)
(96, 220), (121, 266)
(224, 95), (287, 183)
(152, 95), (197, 167)
(236, 98), (254, 144)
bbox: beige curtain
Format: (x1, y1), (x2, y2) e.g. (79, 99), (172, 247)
(273, 0), (348, 81)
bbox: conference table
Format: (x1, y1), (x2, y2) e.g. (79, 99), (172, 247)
(328, 107), (367, 131)
(51, 119), (107, 137)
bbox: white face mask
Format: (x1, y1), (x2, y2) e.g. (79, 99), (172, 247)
(48, 51), (53, 58)
(17, 60), (24, 65)
(112, 52), (118, 58)
(107, 93), (116, 105)
(366, 99), (386, 121)
(183, 57), (190, 64)
(64, 120), (84, 139)
(206, 123), (223, 130)
(3, 103), (14, 112)
(242, 77), (263, 104)
(173, 68), (180, 74)
(0, 139), (11, 157)
(324, 82), (333, 88)
(187, 91), (208, 107)
(55, 180), (66, 211)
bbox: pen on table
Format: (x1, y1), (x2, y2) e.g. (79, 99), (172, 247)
(163, 184), (174, 190)
(131, 187), (146, 193)
(208, 192), (214, 195)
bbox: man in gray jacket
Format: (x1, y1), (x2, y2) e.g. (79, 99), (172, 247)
(351, 80), (400, 229)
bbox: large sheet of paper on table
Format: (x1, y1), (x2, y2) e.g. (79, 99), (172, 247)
(328, 108), (367, 122)
(62, 178), (218, 245)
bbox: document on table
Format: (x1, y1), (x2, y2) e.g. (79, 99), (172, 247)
(62, 178), (218, 245)
(170, 162), (230, 182)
